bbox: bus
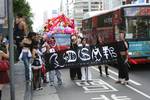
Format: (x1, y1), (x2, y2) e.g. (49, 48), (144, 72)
(82, 4), (150, 65)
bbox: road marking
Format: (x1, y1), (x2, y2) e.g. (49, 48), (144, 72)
(92, 67), (150, 99)
(75, 80), (118, 93)
(92, 67), (141, 86)
(91, 94), (132, 100)
(127, 85), (150, 99)
(91, 95), (110, 100)
(108, 68), (141, 86)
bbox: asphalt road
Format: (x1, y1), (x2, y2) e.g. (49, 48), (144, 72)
(55, 64), (150, 100)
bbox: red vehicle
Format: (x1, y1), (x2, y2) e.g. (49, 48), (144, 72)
(82, 4), (150, 65)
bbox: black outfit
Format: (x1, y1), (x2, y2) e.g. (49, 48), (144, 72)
(97, 43), (109, 76)
(117, 55), (129, 81)
(32, 49), (42, 90)
(98, 65), (109, 76)
(117, 40), (129, 81)
(13, 23), (26, 59)
(69, 43), (81, 80)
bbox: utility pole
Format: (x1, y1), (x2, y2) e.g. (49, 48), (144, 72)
(7, 0), (15, 100)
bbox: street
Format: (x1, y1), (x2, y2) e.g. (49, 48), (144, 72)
(47, 65), (150, 100)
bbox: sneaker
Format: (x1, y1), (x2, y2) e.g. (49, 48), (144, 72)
(38, 87), (43, 90)
(87, 80), (93, 82)
(50, 82), (54, 86)
(115, 80), (121, 84)
(106, 73), (109, 76)
(58, 81), (62, 86)
(121, 81), (129, 85)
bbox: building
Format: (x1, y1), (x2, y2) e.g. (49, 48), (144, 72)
(73, 0), (103, 31)
(68, 0), (150, 32)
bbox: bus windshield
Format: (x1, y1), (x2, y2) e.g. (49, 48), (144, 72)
(126, 18), (150, 39)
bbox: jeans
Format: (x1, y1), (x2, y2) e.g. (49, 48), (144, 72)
(49, 70), (62, 85)
(22, 52), (31, 81)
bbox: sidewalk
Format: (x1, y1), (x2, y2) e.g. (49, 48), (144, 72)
(2, 62), (60, 100)
(2, 62), (26, 100)
(32, 84), (60, 100)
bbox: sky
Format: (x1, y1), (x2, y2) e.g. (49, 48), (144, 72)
(26, 0), (61, 32)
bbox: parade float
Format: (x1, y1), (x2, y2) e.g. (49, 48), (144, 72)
(43, 14), (76, 51)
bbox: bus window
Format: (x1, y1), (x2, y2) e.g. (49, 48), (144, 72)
(126, 18), (150, 39)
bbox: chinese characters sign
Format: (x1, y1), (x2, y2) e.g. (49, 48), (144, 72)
(44, 41), (124, 70)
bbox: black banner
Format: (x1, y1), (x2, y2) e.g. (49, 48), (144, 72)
(44, 41), (124, 70)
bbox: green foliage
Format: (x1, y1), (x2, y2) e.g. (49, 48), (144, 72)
(13, 0), (33, 31)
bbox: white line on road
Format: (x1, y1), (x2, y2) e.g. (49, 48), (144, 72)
(127, 85), (150, 99)
(92, 67), (141, 86)
(108, 68), (141, 86)
(92, 67), (150, 99)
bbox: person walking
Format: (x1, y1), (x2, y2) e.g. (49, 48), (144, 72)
(97, 35), (109, 76)
(14, 14), (28, 60)
(43, 37), (62, 86)
(115, 31), (129, 85)
(31, 44), (43, 90)
(19, 32), (36, 82)
(69, 35), (81, 80)
(78, 38), (92, 82)
(0, 35), (9, 100)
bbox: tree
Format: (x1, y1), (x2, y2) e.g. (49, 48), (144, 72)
(13, 0), (33, 31)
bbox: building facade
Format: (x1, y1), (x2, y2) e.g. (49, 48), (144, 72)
(70, 0), (150, 31)
(73, 0), (103, 31)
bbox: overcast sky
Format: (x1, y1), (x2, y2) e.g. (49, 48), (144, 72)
(26, 0), (61, 32)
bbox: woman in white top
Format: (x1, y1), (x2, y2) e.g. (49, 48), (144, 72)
(78, 38), (92, 82)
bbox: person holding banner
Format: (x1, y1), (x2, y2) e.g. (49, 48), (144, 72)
(44, 37), (62, 86)
(116, 31), (129, 85)
(97, 35), (109, 76)
(78, 38), (92, 82)
(69, 35), (82, 80)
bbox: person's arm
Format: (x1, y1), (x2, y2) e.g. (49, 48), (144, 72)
(20, 37), (31, 47)
(0, 50), (9, 59)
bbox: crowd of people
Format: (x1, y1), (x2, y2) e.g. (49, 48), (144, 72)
(0, 14), (130, 100)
